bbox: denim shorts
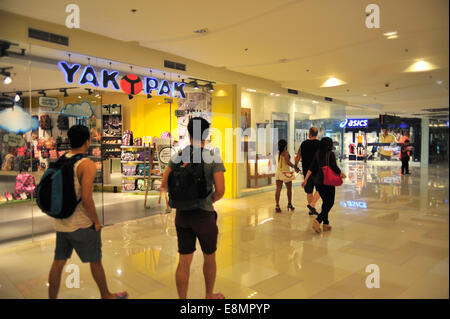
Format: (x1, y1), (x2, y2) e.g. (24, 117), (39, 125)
(175, 209), (218, 255)
(54, 224), (102, 263)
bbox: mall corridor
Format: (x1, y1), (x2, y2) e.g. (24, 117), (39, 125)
(0, 162), (447, 299)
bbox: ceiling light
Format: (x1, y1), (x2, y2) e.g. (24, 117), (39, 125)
(386, 35), (398, 39)
(38, 90), (46, 97)
(321, 77), (346, 87)
(363, 94), (367, 96)
(312, 100), (319, 104)
(275, 94), (280, 97)
(85, 88), (93, 95)
(3, 75), (11, 85)
(206, 83), (214, 92)
(270, 92), (274, 96)
(14, 92), (22, 102)
(436, 80), (443, 85)
(147, 93), (152, 99)
(383, 31), (398, 37)
(247, 88), (256, 92)
(192, 81), (199, 90)
(128, 94), (134, 100)
(78, 95), (82, 99)
(404, 60), (438, 72)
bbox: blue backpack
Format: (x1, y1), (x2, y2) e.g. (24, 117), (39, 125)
(36, 153), (85, 219)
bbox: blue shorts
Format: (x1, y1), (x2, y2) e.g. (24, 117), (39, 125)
(54, 224), (102, 263)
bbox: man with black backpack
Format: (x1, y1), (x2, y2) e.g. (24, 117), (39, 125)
(44, 125), (127, 299)
(161, 117), (226, 299)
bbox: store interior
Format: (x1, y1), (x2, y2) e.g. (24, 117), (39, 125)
(0, 43), (236, 244)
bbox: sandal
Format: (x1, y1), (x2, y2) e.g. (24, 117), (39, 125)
(323, 224), (332, 231)
(276, 205), (282, 213)
(307, 205), (318, 215)
(312, 219), (322, 233)
(287, 203), (295, 211)
(112, 291), (129, 299)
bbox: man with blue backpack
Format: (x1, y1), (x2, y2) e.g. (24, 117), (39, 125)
(161, 117), (226, 299)
(38, 125), (127, 299)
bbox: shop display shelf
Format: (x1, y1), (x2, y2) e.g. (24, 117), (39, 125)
(120, 161), (145, 163)
(121, 175), (146, 178)
(120, 146), (147, 149)
(0, 198), (34, 206)
(102, 136), (122, 139)
(122, 190), (160, 195)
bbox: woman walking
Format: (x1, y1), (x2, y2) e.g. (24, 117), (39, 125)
(275, 139), (299, 213)
(302, 137), (346, 232)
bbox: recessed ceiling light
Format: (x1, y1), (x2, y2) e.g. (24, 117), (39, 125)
(363, 94), (367, 96)
(436, 80), (443, 85)
(321, 77), (346, 87)
(404, 60), (438, 72)
(247, 89), (256, 92)
(312, 100), (319, 104)
(383, 31), (398, 37)
(270, 92), (274, 96)
(386, 35), (398, 39)
(275, 94), (280, 97)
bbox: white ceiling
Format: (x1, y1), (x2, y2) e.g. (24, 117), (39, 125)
(0, 0), (448, 115)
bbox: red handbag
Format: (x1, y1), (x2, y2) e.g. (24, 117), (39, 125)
(322, 152), (343, 186)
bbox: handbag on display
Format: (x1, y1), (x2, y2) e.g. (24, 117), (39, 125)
(122, 130), (133, 146)
(14, 173), (36, 199)
(121, 180), (135, 191)
(136, 179), (146, 191)
(321, 152), (343, 187)
(57, 114), (69, 131)
(121, 152), (135, 161)
(134, 137), (142, 146)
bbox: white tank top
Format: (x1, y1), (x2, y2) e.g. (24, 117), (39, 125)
(54, 153), (93, 232)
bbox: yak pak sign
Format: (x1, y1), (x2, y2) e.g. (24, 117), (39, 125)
(58, 61), (186, 98)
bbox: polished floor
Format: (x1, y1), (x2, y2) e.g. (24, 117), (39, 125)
(0, 162), (448, 299)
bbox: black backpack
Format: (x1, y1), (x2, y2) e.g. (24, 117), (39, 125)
(57, 114), (69, 130)
(36, 154), (85, 219)
(168, 147), (209, 209)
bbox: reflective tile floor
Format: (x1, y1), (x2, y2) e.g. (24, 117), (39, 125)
(0, 162), (448, 299)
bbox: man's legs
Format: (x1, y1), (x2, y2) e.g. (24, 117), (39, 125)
(90, 261), (115, 299)
(176, 253), (194, 299)
(48, 259), (67, 299)
(203, 252), (224, 299)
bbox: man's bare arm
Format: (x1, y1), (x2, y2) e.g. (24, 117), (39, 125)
(79, 159), (101, 228)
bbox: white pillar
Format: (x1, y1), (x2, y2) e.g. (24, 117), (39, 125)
(421, 118), (429, 166)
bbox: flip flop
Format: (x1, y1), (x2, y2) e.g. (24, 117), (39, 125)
(113, 291), (129, 299)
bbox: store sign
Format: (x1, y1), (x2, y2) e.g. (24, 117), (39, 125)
(58, 61), (186, 98)
(339, 119), (369, 128)
(39, 96), (59, 108)
(175, 110), (186, 117)
(0, 96), (14, 108)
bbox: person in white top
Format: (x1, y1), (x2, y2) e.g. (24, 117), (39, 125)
(48, 125), (128, 299)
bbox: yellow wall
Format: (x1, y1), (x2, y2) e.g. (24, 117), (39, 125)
(211, 85), (236, 199)
(101, 93), (178, 139)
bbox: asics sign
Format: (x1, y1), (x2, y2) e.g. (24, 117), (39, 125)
(339, 119), (368, 128)
(58, 61), (186, 98)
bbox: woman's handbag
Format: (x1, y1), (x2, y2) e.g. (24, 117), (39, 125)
(322, 152), (343, 186)
(278, 155), (296, 183)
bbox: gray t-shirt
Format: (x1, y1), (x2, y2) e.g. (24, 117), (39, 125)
(168, 146), (225, 212)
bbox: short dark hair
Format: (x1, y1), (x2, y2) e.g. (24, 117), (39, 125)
(405, 139), (410, 143)
(187, 117), (210, 141)
(309, 127), (318, 137)
(68, 125), (90, 148)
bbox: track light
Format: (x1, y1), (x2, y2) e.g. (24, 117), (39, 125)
(38, 90), (46, 97)
(207, 83), (214, 92)
(59, 88), (68, 97)
(147, 93), (152, 99)
(14, 92), (22, 102)
(85, 88), (93, 95)
(3, 75), (11, 85)
(128, 94), (134, 100)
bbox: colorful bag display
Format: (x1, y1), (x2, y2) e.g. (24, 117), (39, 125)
(39, 115), (52, 130)
(122, 164), (136, 176)
(122, 130), (134, 146)
(136, 150), (150, 161)
(14, 173), (36, 199)
(57, 114), (69, 130)
(121, 152), (135, 161)
(136, 179), (146, 191)
(122, 179), (135, 191)
(161, 131), (171, 139)
(136, 163), (150, 176)
(134, 137), (142, 146)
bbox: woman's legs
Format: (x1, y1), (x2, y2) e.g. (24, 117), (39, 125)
(275, 180), (283, 207)
(316, 185), (335, 225)
(285, 181), (292, 204)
